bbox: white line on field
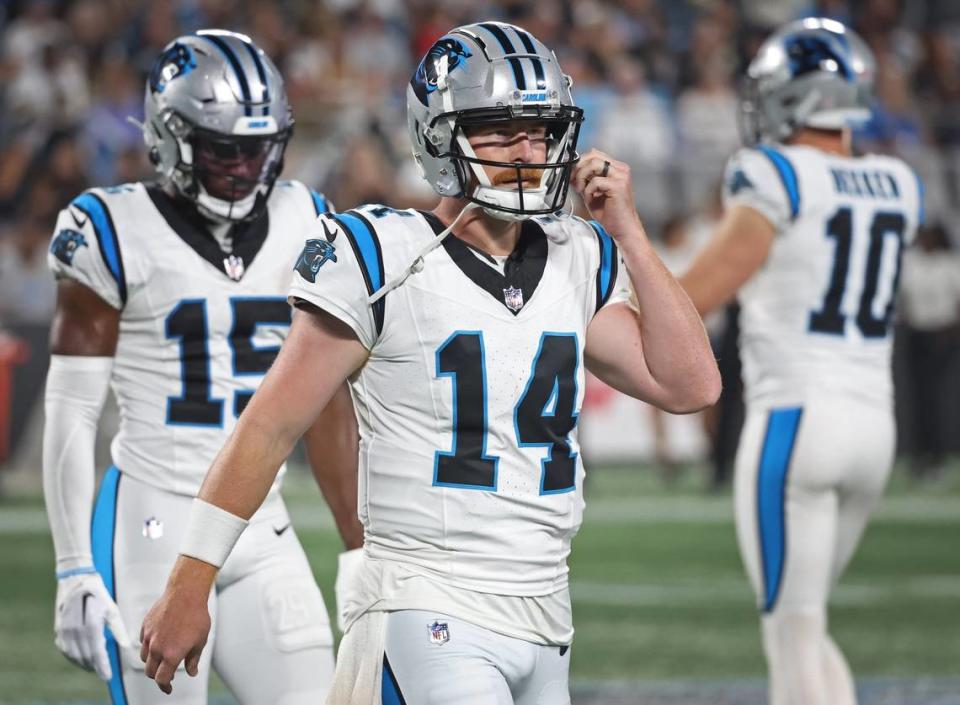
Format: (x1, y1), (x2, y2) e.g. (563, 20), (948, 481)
(570, 574), (960, 607)
(0, 496), (956, 534)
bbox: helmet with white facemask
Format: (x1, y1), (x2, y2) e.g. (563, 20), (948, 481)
(141, 30), (292, 222)
(407, 22), (583, 221)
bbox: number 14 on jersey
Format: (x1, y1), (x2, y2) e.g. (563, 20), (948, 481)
(434, 331), (580, 496)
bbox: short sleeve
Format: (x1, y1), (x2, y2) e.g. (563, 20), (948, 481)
(587, 220), (631, 315)
(47, 193), (125, 309)
(722, 147), (798, 232)
(288, 213), (380, 350)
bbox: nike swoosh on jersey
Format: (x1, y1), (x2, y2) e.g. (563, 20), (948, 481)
(70, 208), (88, 229)
(273, 524), (291, 536)
(322, 219), (338, 242)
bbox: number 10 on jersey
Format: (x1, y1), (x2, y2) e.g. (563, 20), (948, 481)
(434, 331), (580, 495)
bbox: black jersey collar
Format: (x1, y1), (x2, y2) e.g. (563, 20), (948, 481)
(146, 185), (269, 281)
(420, 211), (547, 316)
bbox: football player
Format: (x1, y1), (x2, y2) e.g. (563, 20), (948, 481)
(42, 30), (361, 705)
(138, 22), (720, 704)
(679, 19), (923, 705)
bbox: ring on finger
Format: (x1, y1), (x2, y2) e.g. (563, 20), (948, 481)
(600, 160), (611, 178)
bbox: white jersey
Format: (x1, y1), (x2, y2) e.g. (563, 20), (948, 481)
(722, 144), (922, 407)
(48, 180), (332, 496)
(289, 206), (630, 599)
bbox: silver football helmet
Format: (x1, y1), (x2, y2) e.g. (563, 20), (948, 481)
(740, 18), (875, 145)
(407, 22), (583, 221)
(141, 30), (292, 222)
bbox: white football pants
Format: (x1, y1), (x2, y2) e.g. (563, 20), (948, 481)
(734, 395), (895, 705)
(91, 467), (334, 705)
(328, 609), (570, 704)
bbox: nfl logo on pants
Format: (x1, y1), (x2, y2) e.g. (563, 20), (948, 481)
(428, 621), (450, 645)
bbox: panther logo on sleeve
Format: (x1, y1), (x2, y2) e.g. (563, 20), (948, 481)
(294, 227), (338, 283)
(50, 229), (89, 266)
(728, 168), (755, 195)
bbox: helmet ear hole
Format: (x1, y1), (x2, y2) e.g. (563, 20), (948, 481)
(148, 147), (161, 166)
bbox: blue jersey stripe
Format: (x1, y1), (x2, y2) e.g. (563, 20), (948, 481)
(588, 220), (617, 311)
(336, 212), (383, 292)
(334, 212), (385, 335)
(91, 466), (128, 705)
(198, 34), (253, 116)
(240, 40), (270, 115)
(756, 408), (803, 613)
(757, 145), (800, 219)
(309, 189), (329, 215)
(70, 193), (127, 304)
(381, 655), (407, 705)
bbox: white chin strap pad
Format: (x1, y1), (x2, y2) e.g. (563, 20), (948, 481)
(196, 184), (259, 222)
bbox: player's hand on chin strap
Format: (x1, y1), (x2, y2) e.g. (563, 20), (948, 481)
(140, 556), (216, 694)
(55, 570), (132, 681)
(571, 148), (644, 243)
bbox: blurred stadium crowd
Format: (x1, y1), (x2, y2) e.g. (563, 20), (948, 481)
(1, 0), (959, 480)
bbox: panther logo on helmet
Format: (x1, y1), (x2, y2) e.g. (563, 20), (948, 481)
(411, 38), (472, 105)
(785, 35), (852, 81)
(148, 42), (197, 94)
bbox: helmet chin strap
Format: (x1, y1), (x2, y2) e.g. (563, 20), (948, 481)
(195, 183), (259, 222)
(367, 201), (479, 305)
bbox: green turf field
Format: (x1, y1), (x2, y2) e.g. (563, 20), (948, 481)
(1, 462), (957, 703)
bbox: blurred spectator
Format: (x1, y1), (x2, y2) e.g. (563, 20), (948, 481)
(676, 19), (740, 212)
(898, 223), (960, 480)
(82, 54), (143, 186)
(1, 0), (959, 469)
(0, 215), (56, 326)
(595, 55), (674, 229)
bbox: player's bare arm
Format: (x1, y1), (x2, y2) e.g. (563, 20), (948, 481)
(50, 279), (120, 355)
(140, 305), (367, 694)
(305, 383), (364, 550)
(679, 204), (776, 317)
(575, 148), (721, 413)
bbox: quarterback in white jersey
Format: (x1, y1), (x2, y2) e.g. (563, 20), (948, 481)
(138, 22), (720, 704)
(42, 32), (361, 705)
(681, 19), (921, 705)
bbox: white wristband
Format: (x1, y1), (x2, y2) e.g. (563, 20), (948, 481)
(179, 498), (249, 568)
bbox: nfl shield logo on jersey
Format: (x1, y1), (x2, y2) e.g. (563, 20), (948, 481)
(224, 254), (245, 281)
(503, 286), (524, 312)
(427, 621), (450, 645)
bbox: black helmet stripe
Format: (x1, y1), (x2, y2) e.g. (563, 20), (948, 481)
(512, 27), (537, 54)
(198, 33), (253, 116)
(240, 40), (271, 115)
(527, 57), (546, 89)
(478, 22), (517, 54)
(511, 28), (547, 89)
(507, 57), (527, 89)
